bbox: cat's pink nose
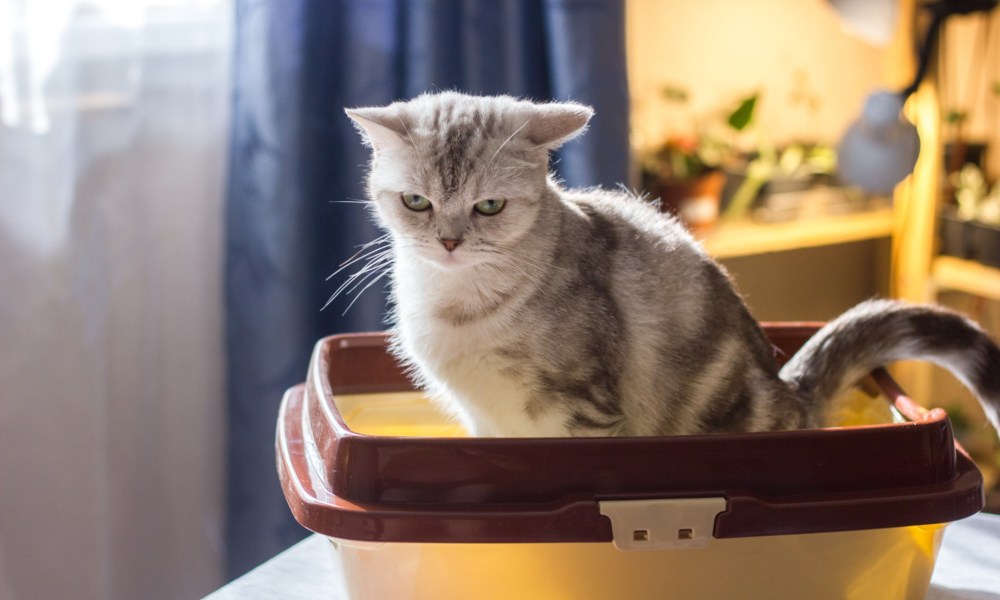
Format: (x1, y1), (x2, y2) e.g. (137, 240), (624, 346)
(439, 238), (462, 252)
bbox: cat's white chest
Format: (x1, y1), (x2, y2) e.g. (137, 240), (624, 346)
(396, 307), (567, 437)
(393, 260), (570, 436)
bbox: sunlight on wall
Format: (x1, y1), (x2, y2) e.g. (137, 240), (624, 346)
(627, 0), (894, 154)
(940, 13), (1000, 180)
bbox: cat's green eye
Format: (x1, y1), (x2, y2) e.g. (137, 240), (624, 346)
(473, 198), (506, 215)
(401, 193), (432, 212)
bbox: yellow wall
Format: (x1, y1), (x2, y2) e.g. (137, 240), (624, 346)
(627, 0), (894, 153)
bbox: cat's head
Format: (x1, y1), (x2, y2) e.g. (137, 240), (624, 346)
(346, 92), (591, 270)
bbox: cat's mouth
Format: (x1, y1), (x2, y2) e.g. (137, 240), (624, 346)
(419, 246), (481, 270)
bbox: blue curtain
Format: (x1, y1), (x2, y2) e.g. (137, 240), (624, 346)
(224, 0), (629, 578)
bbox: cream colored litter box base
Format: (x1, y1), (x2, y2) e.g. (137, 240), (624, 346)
(326, 523), (945, 600)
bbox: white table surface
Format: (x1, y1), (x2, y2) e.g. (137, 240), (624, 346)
(207, 512), (1000, 599)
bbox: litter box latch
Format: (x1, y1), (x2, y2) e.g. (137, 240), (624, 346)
(598, 497), (727, 551)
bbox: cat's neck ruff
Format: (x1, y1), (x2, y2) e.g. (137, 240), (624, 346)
(394, 247), (544, 329)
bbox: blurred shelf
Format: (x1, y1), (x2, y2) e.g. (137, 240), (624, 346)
(700, 209), (895, 259)
(931, 256), (1000, 301)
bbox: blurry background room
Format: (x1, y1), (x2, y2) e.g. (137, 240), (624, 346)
(0, 1), (998, 598)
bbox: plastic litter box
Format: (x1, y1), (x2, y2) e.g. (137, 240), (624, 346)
(276, 325), (985, 600)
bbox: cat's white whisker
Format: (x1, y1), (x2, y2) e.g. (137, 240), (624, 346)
(344, 257), (393, 296)
(331, 247), (389, 278)
(325, 251), (394, 305)
(341, 251), (393, 286)
(323, 264), (388, 311)
(341, 269), (392, 316)
(354, 232), (392, 251)
(324, 242), (420, 312)
(326, 243), (392, 281)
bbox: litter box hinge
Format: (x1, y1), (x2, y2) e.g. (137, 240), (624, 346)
(598, 497), (727, 551)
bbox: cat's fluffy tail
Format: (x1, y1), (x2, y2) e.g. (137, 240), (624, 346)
(778, 299), (1000, 433)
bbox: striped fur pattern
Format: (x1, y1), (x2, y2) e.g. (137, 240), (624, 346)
(346, 92), (1000, 437)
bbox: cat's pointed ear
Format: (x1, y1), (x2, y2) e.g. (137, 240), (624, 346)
(345, 106), (412, 152)
(523, 102), (594, 149)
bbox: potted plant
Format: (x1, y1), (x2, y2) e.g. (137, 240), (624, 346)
(720, 71), (840, 222)
(721, 141), (838, 222)
(639, 86), (758, 232)
(941, 164), (1000, 268)
(941, 73), (999, 196)
(942, 108), (988, 196)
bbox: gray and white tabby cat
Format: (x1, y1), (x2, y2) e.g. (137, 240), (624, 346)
(345, 91), (1000, 438)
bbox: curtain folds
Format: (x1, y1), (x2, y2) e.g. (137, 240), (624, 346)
(226, 0), (629, 577)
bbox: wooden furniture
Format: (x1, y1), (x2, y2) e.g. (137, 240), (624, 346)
(700, 209), (895, 259)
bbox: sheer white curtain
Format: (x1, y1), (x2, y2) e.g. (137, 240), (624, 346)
(0, 2), (231, 598)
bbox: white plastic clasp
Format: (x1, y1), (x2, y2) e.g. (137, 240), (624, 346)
(598, 497), (727, 550)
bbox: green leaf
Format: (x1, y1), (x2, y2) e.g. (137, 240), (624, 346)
(727, 93), (759, 131)
(992, 80), (1000, 97)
